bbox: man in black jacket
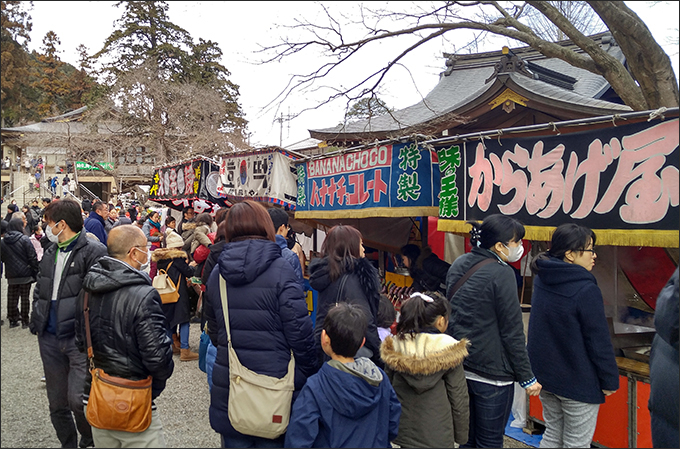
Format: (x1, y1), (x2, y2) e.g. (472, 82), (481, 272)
(29, 199), (108, 448)
(75, 225), (174, 447)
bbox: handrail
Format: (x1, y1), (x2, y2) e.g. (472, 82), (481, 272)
(79, 183), (100, 202)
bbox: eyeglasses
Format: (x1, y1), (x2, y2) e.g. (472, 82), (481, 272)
(580, 248), (597, 255)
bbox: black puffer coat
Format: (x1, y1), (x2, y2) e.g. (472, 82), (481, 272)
(30, 231), (108, 338)
(1, 230), (39, 284)
(151, 247), (195, 328)
(309, 256), (383, 367)
(75, 257), (174, 401)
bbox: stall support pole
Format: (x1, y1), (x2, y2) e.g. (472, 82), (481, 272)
(421, 217), (429, 248)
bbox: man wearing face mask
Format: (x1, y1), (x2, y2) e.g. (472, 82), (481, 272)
(74, 225), (174, 447)
(29, 199), (108, 449)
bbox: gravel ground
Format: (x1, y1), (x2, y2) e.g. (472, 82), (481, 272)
(1, 274), (530, 448)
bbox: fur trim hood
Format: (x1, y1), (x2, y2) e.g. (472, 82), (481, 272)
(181, 221), (197, 232)
(381, 333), (469, 376)
(151, 247), (188, 262)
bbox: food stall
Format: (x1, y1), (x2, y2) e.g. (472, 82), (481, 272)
(294, 138), (446, 312)
(148, 156), (225, 214)
(427, 108), (679, 448)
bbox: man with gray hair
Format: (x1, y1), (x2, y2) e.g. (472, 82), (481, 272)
(75, 225), (174, 447)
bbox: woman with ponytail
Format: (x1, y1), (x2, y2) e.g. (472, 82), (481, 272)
(381, 291), (469, 448)
(445, 214), (541, 448)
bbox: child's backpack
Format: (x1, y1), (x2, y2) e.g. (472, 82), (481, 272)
(152, 261), (180, 304)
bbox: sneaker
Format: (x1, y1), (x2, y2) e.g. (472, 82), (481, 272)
(41, 376), (46, 382)
(9, 321), (20, 328)
(22, 323), (29, 329)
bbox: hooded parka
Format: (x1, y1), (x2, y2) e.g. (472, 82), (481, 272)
(381, 331), (470, 447)
(527, 255), (619, 404)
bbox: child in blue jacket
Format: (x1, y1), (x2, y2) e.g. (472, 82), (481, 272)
(285, 303), (401, 448)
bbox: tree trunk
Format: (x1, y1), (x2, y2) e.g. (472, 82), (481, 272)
(587, 1), (679, 109)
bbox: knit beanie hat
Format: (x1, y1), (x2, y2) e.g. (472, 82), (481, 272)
(165, 231), (184, 249)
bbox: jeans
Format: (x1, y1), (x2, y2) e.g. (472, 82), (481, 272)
(167, 322), (190, 349)
(206, 340), (218, 391)
(461, 379), (514, 448)
(38, 332), (93, 448)
(539, 390), (600, 448)
(220, 433), (284, 448)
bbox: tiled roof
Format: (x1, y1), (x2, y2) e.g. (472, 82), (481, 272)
(310, 32), (631, 137)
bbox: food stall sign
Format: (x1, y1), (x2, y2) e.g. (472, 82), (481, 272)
(295, 142), (441, 219)
(149, 157), (224, 213)
(216, 149), (298, 209)
(437, 118), (679, 247)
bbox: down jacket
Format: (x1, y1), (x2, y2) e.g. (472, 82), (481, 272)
(151, 248), (195, 328)
(527, 255), (619, 404)
(446, 247), (535, 384)
(309, 256), (383, 368)
(29, 231), (108, 338)
(381, 331), (470, 448)
(75, 257), (174, 402)
(648, 267), (679, 448)
(1, 229), (39, 284)
(203, 237), (317, 440)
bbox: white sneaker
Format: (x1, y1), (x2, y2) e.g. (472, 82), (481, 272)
(41, 376), (46, 382)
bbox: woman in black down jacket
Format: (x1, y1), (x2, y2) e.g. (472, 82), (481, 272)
(1, 217), (39, 327)
(309, 224), (383, 368)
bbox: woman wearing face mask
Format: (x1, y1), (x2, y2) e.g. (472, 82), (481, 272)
(445, 214), (541, 448)
(151, 230), (200, 361)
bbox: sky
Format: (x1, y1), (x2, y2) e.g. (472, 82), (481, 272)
(25, 1), (680, 150)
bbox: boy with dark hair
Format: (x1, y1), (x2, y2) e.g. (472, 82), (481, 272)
(285, 303), (401, 448)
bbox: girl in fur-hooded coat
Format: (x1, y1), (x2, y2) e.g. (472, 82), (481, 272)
(151, 245), (196, 345)
(381, 291), (470, 448)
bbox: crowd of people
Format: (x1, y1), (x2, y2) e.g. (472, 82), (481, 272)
(1, 198), (678, 448)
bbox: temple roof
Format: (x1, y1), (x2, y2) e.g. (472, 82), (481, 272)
(310, 32), (632, 142)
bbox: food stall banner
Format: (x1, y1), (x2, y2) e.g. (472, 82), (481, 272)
(295, 142), (441, 219)
(216, 149), (298, 209)
(149, 157), (224, 212)
(437, 118), (679, 247)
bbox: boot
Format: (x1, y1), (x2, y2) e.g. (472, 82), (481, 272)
(172, 345), (180, 355)
(180, 348), (199, 361)
(172, 333), (181, 350)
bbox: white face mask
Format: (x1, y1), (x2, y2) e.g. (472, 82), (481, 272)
(133, 247), (151, 271)
(503, 243), (524, 263)
(45, 222), (63, 243)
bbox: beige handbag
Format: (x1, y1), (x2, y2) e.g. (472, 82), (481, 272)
(219, 276), (295, 439)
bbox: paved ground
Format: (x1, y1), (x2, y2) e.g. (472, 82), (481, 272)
(0, 275), (530, 448)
